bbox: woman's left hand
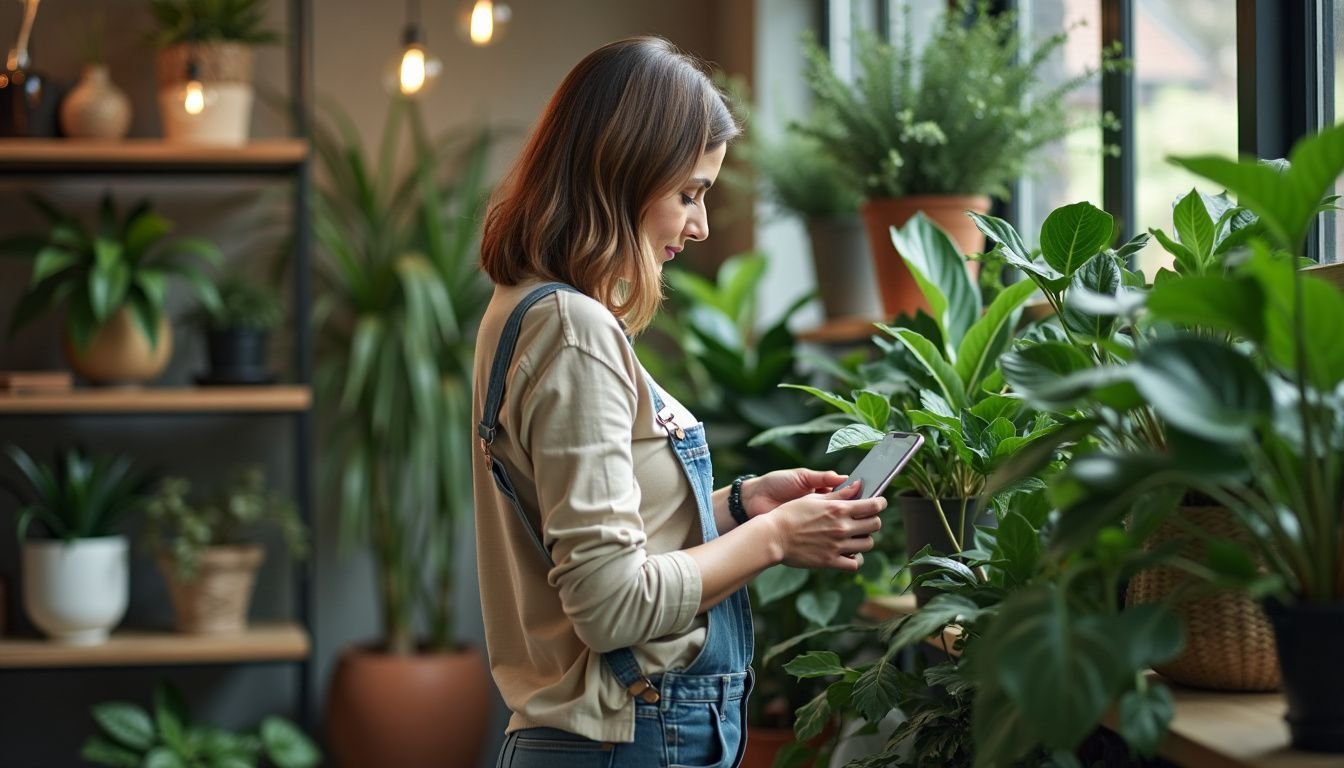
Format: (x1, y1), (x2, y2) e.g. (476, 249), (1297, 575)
(743, 468), (847, 518)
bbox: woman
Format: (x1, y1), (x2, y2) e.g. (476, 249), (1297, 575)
(471, 36), (886, 768)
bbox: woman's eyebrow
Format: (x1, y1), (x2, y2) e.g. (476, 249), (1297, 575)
(688, 176), (714, 190)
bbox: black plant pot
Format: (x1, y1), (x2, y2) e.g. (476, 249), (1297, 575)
(199, 329), (273, 385)
(1262, 597), (1344, 752)
(896, 495), (993, 606)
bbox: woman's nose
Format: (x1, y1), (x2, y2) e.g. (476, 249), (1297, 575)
(684, 206), (709, 242)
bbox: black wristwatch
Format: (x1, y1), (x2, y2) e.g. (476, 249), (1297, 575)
(729, 474), (756, 525)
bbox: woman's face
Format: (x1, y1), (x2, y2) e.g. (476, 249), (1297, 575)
(642, 143), (727, 266)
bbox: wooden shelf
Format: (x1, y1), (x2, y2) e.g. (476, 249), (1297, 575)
(0, 623), (309, 668)
(0, 138), (308, 175)
(797, 315), (885, 345)
(1306, 260), (1344, 291)
(0, 385), (311, 414)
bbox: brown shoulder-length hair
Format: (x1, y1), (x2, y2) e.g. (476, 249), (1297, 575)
(480, 36), (739, 334)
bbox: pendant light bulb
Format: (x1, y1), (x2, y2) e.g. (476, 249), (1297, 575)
(383, 23), (442, 97)
(179, 59), (215, 116)
(457, 0), (511, 47)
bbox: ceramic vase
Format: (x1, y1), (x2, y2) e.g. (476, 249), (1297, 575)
(59, 64), (131, 140)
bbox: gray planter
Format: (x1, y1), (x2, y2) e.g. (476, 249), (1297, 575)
(805, 215), (883, 320)
(896, 495), (993, 606)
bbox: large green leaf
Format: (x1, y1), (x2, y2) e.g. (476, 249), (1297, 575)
(978, 586), (1131, 751)
(1172, 189), (1216, 271)
(260, 717), (322, 768)
(752, 564), (809, 605)
(890, 213), (980, 350)
(850, 656), (903, 723)
(969, 211), (1065, 284)
(993, 510), (1041, 586)
(882, 326), (968, 410)
(828, 423), (886, 452)
(1131, 337), (1272, 443)
(1169, 121), (1344, 252)
(797, 589), (841, 627)
(955, 279), (1036, 391)
(886, 593), (982, 652)
(1145, 274), (1265, 341)
(30, 245), (78, 285)
(784, 650), (847, 679)
(91, 702), (155, 751)
(854, 390), (893, 430)
(1117, 684), (1175, 757)
(1039, 202), (1114, 277)
(1061, 253), (1123, 341)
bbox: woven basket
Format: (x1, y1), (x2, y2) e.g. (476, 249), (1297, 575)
(1126, 506), (1280, 691)
(155, 42), (254, 89)
(158, 544), (264, 634)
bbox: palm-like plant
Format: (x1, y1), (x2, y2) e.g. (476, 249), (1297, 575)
(148, 0), (280, 47)
(312, 94), (494, 655)
(4, 193), (221, 351)
(3, 445), (156, 542)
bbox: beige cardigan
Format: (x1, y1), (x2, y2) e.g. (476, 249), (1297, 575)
(471, 281), (707, 742)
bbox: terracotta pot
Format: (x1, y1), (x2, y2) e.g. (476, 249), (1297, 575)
(63, 307), (172, 385)
(157, 544), (265, 634)
(860, 195), (992, 319)
(59, 64), (131, 140)
(326, 645), (492, 768)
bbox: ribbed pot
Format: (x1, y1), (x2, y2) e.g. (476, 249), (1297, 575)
(63, 308), (172, 386)
(860, 195), (991, 320)
(326, 645), (492, 768)
(896, 495), (991, 606)
(158, 544), (265, 634)
(804, 214), (883, 321)
(1263, 598), (1344, 752)
(1126, 506), (1280, 691)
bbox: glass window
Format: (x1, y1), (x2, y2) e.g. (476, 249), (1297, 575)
(1133, 0), (1239, 278)
(1329, 0), (1343, 262)
(1017, 0), (1104, 249)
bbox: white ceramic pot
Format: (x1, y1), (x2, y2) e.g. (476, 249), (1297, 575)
(59, 64), (131, 140)
(157, 84), (253, 146)
(22, 536), (129, 645)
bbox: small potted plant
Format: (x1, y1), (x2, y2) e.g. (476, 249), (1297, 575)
(797, 1), (1106, 318)
(190, 273), (283, 385)
(5, 192), (222, 385)
(143, 465), (307, 634)
(83, 680), (320, 768)
(149, 0), (279, 145)
(2, 445), (155, 645)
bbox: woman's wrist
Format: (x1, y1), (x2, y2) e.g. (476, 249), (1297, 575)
(728, 474), (756, 525)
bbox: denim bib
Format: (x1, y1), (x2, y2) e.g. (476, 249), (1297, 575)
(479, 282), (754, 767)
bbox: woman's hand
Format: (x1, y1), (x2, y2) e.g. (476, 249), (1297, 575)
(758, 481), (885, 572)
(741, 468), (846, 518)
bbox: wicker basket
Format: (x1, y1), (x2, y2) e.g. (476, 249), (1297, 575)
(158, 544), (265, 634)
(1126, 506), (1280, 691)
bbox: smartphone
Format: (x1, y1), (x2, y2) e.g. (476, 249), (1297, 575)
(835, 431), (924, 499)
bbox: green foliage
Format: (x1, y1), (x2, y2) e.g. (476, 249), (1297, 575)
(149, 0), (280, 47)
(312, 93), (496, 653)
(190, 274), (284, 332)
(144, 466), (307, 582)
(743, 119), (864, 220)
(82, 681), (319, 768)
(3, 445), (156, 542)
(798, 2), (1105, 200)
(3, 193), (222, 351)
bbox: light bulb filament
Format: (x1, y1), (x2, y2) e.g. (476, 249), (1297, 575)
(184, 80), (206, 115)
(400, 46), (427, 94)
(469, 0), (494, 45)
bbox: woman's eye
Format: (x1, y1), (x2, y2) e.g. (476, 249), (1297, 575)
(680, 193), (696, 206)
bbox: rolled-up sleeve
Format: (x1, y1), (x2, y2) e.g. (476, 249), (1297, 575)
(518, 344), (702, 653)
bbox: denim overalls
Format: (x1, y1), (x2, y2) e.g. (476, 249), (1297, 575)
(478, 282), (754, 768)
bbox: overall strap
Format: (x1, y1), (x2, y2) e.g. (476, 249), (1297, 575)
(478, 281), (580, 564)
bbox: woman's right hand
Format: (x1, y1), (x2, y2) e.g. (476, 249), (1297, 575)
(764, 481), (885, 571)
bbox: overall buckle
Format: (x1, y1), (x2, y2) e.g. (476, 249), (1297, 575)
(626, 676), (661, 704)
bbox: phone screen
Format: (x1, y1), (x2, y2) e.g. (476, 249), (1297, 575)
(835, 432), (924, 499)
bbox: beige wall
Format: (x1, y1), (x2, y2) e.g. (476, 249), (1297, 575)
(0, 1), (757, 764)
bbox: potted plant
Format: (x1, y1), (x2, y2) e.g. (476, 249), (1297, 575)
(4, 192), (222, 385)
(1032, 123), (1344, 752)
(143, 465), (306, 634)
(763, 213), (1050, 605)
(148, 0), (279, 145)
(312, 94), (496, 767)
(738, 117), (881, 321)
(82, 680), (320, 768)
(189, 273), (284, 385)
(2, 445), (155, 645)
(797, 1), (1104, 319)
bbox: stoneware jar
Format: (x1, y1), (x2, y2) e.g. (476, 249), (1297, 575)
(59, 64), (131, 140)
